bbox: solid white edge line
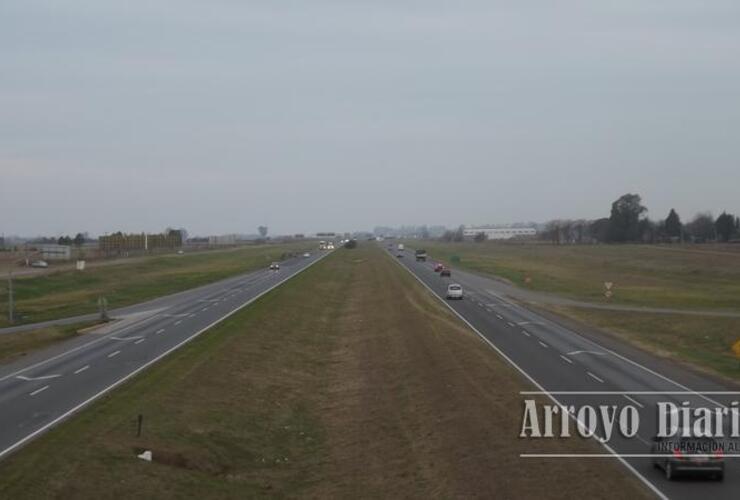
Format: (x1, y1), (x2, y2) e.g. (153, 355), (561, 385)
(385, 249), (668, 500)
(0, 251), (332, 462)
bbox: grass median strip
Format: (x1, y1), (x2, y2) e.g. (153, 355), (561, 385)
(0, 245), (653, 499)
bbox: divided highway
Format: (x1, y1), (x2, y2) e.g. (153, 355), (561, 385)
(0, 251), (329, 460)
(389, 245), (740, 500)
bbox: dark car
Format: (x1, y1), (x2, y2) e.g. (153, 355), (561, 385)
(651, 435), (724, 480)
(440, 268), (451, 277)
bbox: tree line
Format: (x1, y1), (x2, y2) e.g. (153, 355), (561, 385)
(541, 193), (740, 244)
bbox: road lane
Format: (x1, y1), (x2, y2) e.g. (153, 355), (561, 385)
(389, 246), (740, 500)
(0, 250), (330, 460)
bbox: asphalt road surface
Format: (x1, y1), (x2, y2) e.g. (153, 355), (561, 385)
(389, 245), (740, 500)
(0, 250), (329, 460)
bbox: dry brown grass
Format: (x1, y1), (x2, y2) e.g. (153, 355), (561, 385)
(0, 245), (653, 499)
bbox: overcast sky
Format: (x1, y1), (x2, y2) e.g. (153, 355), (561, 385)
(2, 1), (739, 237)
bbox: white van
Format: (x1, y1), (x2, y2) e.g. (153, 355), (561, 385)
(446, 284), (463, 300)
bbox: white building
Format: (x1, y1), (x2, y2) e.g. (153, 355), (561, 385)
(208, 234), (238, 246)
(463, 227), (537, 240)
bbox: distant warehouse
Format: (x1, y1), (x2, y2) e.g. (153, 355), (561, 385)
(463, 226), (537, 240)
(99, 230), (183, 255)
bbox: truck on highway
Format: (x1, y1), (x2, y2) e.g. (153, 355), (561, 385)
(415, 249), (427, 261)
(397, 243), (404, 252)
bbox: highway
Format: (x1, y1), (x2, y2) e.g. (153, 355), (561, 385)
(389, 245), (740, 500)
(0, 250), (328, 460)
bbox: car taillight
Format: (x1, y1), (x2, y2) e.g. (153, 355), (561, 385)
(715, 449), (724, 459)
(673, 448), (684, 460)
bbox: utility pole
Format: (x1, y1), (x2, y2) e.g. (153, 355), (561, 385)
(7, 271), (14, 324)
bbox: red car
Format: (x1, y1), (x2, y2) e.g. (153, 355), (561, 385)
(434, 263), (444, 272)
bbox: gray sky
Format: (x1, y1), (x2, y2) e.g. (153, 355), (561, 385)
(2, 0), (739, 237)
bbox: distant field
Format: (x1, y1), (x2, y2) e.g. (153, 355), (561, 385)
(410, 241), (740, 311)
(0, 245), (651, 499)
(0, 243), (311, 328)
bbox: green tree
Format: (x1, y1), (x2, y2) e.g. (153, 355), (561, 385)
(258, 226), (268, 238)
(687, 213), (714, 242)
(473, 231), (486, 242)
(664, 209), (682, 239)
(607, 194), (647, 242)
(715, 212), (735, 242)
(73, 233), (85, 246)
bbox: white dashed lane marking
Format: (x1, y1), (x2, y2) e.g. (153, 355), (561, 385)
(30, 385), (49, 396)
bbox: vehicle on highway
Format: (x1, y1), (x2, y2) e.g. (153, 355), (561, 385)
(397, 243), (405, 251)
(30, 260), (49, 268)
(269, 262), (280, 271)
(303, 252), (311, 258)
(440, 267), (451, 277)
(396, 251), (404, 258)
(446, 284), (463, 300)
(651, 435), (724, 480)
(434, 263), (444, 272)
(415, 249), (427, 261)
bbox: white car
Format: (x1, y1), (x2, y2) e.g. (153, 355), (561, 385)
(303, 252), (311, 258)
(446, 284), (463, 300)
(31, 260), (49, 268)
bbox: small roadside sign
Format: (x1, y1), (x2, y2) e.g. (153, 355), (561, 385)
(732, 340), (740, 359)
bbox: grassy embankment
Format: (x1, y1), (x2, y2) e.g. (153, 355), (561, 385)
(0, 244), (651, 499)
(0, 321), (101, 364)
(0, 243), (310, 328)
(411, 241), (740, 379)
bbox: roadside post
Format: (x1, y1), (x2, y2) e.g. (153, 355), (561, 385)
(604, 281), (614, 300)
(98, 296), (109, 322)
(7, 271), (13, 324)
